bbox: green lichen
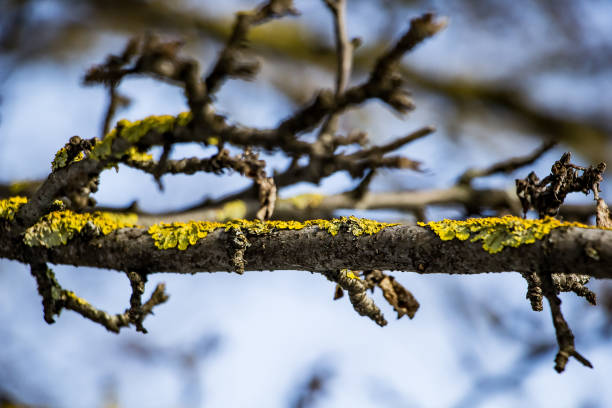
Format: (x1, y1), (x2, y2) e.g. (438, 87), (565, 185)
(0, 196), (28, 220)
(51, 148), (85, 171)
(23, 210), (139, 247)
(284, 193), (324, 210)
(51, 147), (68, 171)
(418, 215), (597, 254)
(148, 216), (397, 250)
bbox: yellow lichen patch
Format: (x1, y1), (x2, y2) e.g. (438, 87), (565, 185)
(23, 210), (139, 247)
(125, 146), (153, 162)
(343, 216), (397, 236)
(0, 196), (28, 220)
(215, 200), (247, 221)
(51, 111), (193, 169)
(89, 129), (117, 161)
(64, 290), (91, 308)
(176, 111), (193, 127)
(119, 115), (176, 143)
(418, 215), (597, 254)
(344, 270), (361, 280)
(89, 112), (193, 162)
(148, 216), (398, 250)
(284, 193), (324, 210)
(148, 221), (223, 250)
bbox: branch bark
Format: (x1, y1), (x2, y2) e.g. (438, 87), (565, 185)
(2, 223), (611, 279)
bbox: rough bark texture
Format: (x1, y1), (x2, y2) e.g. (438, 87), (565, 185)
(2, 223), (610, 278)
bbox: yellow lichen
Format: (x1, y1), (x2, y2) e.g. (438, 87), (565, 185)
(64, 290), (91, 307)
(148, 216), (397, 250)
(285, 193), (324, 210)
(215, 200), (248, 221)
(125, 146), (153, 162)
(50, 111), (193, 170)
(148, 221), (223, 250)
(0, 196), (28, 220)
(119, 115), (176, 143)
(88, 112), (193, 163)
(345, 270), (361, 280)
(418, 215), (599, 254)
(176, 111), (193, 127)
(23, 210), (139, 247)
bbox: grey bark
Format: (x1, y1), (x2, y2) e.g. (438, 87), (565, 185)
(1, 223), (611, 279)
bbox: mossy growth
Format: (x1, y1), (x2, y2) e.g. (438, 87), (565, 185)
(0, 196), (28, 220)
(23, 210), (139, 248)
(148, 216), (397, 250)
(418, 215), (597, 254)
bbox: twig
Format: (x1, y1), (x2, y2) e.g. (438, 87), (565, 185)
(459, 140), (556, 185)
(521, 270), (593, 372)
(540, 271), (593, 373)
(29, 263), (168, 333)
(317, 0), (353, 150)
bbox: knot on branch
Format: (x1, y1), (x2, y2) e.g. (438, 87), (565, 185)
(323, 269), (387, 327)
(229, 228), (250, 274)
(515, 152), (607, 218)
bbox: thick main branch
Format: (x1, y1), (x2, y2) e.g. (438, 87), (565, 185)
(1, 223), (610, 278)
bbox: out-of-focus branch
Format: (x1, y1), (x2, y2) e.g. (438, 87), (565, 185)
(458, 140), (556, 185)
(205, 0), (298, 97)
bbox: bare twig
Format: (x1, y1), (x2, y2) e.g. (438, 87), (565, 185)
(29, 263), (168, 333)
(205, 0), (299, 97)
(459, 140), (556, 185)
(521, 270), (594, 372)
(541, 272), (593, 373)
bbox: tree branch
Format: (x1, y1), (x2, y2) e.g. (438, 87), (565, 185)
(4, 222), (610, 279)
